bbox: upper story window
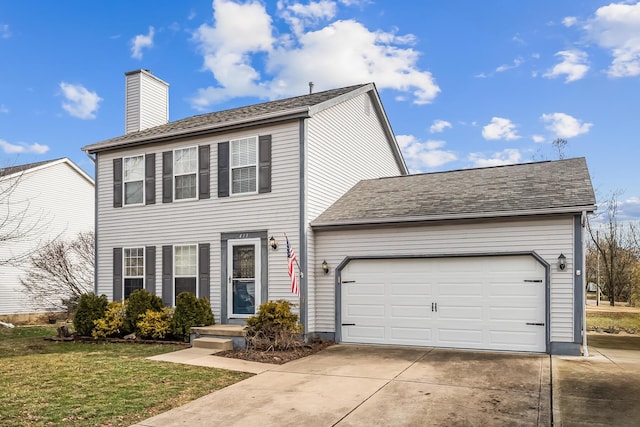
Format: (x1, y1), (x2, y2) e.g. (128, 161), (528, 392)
(123, 155), (144, 205)
(231, 137), (258, 194)
(174, 147), (197, 200)
(123, 247), (144, 299)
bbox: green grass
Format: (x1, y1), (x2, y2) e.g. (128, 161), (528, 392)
(587, 311), (640, 333)
(0, 325), (251, 426)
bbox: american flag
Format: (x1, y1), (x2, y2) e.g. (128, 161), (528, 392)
(286, 236), (299, 296)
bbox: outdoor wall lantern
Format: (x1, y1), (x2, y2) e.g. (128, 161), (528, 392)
(269, 236), (278, 250)
(322, 260), (329, 274)
(558, 253), (567, 271)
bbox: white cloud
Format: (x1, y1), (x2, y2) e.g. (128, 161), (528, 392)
(278, 0), (337, 35)
(543, 50), (589, 82)
(131, 26), (155, 60)
(0, 139), (49, 155)
(59, 82), (102, 120)
(541, 112), (592, 138)
(0, 104), (8, 113)
(562, 16), (577, 27)
(468, 149), (522, 168)
(532, 134), (545, 143)
(496, 57), (523, 73)
(1, 24), (10, 39)
(190, 0), (440, 109)
(585, 2), (640, 77)
(482, 117), (520, 141)
(396, 135), (457, 172)
(429, 119), (452, 134)
(619, 196), (640, 221)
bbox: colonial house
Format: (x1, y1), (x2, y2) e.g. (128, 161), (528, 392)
(83, 69), (595, 355)
(0, 158), (94, 319)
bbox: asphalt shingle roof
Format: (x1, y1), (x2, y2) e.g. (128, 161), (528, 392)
(83, 84), (369, 153)
(312, 157), (596, 227)
(0, 159), (59, 177)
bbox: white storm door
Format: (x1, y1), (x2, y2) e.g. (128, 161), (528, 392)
(227, 238), (261, 318)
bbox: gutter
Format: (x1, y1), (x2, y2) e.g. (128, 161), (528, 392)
(581, 210), (589, 357)
(311, 205), (597, 229)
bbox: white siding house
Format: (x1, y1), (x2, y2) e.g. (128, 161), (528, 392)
(0, 158), (95, 317)
(83, 71), (405, 327)
(83, 70), (596, 355)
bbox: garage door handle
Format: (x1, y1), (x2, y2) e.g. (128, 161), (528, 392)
(341, 280), (355, 284)
(526, 322), (545, 326)
(342, 323), (356, 326)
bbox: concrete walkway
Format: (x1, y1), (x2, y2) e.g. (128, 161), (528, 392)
(552, 333), (640, 426)
(135, 345), (549, 426)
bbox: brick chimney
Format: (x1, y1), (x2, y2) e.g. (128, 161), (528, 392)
(124, 69), (169, 134)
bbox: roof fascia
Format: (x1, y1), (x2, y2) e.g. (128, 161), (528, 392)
(84, 108), (311, 154)
(311, 204), (597, 229)
(1, 158), (94, 186)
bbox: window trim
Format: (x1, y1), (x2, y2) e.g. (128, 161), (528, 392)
(173, 146), (199, 201)
(123, 247), (145, 299)
(229, 136), (259, 196)
(173, 244), (198, 306)
(123, 155), (145, 206)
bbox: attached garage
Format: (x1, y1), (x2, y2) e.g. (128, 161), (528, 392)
(340, 256), (546, 352)
(310, 158), (596, 356)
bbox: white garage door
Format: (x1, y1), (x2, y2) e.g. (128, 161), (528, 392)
(340, 256), (546, 352)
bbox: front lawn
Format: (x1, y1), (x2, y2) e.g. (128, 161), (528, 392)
(0, 325), (251, 426)
(586, 306), (640, 334)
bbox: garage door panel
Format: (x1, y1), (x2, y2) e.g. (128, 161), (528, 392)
(341, 256), (546, 352)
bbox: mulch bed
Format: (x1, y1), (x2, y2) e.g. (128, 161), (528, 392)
(216, 340), (334, 364)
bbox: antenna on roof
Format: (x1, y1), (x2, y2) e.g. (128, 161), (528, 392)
(309, 82), (314, 94)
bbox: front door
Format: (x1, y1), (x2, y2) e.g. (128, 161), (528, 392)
(227, 238), (261, 318)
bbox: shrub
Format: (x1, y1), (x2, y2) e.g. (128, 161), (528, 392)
(73, 293), (108, 336)
(92, 301), (126, 339)
(138, 308), (173, 340)
(171, 293), (215, 341)
(245, 300), (302, 351)
(124, 289), (164, 334)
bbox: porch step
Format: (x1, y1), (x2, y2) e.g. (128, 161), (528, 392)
(191, 324), (247, 337)
(192, 337), (233, 351)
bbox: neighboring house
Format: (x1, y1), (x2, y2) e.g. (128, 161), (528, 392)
(0, 158), (95, 317)
(83, 69), (596, 356)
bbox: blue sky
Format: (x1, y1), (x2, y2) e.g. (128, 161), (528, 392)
(1, 1), (638, 219)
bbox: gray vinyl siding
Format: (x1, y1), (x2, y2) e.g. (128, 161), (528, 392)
(312, 216), (576, 343)
(124, 73), (141, 134)
(0, 161), (95, 315)
(305, 91), (404, 331)
(95, 122), (301, 321)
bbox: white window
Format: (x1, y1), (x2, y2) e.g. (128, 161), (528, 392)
(174, 147), (197, 200)
(123, 155), (144, 205)
(174, 244), (197, 300)
(231, 136), (257, 194)
(124, 247), (144, 299)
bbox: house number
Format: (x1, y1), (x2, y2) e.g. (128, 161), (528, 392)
(238, 233), (249, 239)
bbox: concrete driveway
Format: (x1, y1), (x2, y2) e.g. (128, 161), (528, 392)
(134, 345), (550, 427)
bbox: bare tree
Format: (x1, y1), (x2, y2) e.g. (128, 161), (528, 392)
(0, 165), (51, 265)
(20, 231), (94, 313)
(552, 138), (568, 160)
(587, 193), (640, 305)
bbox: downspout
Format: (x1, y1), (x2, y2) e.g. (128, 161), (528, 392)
(582, 211), (589, 357)
(85, 151), (99, 295)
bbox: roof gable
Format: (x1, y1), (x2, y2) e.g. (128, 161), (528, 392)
(0, 158), (94, 186)
(312, 157), (596, 228)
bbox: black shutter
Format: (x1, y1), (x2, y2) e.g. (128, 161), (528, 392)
(258, 135), (272, 194)
(162, 151), (173, 203)
(162, 245), (173, 306)
(217, 142), (229, 197)
(113, 247), (123, 301)
(145, 153), (156, 205)
(145, 246), (156, 294)
(199, 145), (210, 200)
(113, 158), (123, 208)
(198, 243), (210, 301)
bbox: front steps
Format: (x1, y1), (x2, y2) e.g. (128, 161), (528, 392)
(191, 324), (247, 350)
